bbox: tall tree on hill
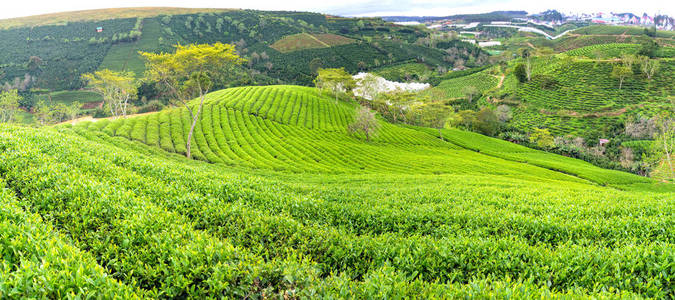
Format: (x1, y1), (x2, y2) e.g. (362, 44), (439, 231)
(462, 85), (479, 103)
(355, 73), (382, 100)
(415, 102), (453, 141)
(621, 54), (637, 71)
(348, 106), (380, 142)
(645, 112), (674, 181)
(611, 65), (631, 90)
(529, 128), (555, 149)
(0, 89), (21, 123)
(140, 43), (245, 159)
(639, 58), (660, 80)
(81, 70), (138, 119)
(314, 68), (356, 103)
(519, 48), (532, 82)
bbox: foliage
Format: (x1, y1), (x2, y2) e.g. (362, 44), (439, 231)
(81, 69), (138, 118)
(638, 39), (659, 58)
(140, 42), (245, 158)
(529, 128), (555, 149)
(348, 106), (380, 141)
(610, 65), (631, 89)
(1, 81), (672, 297)
(413, 102), (453, 140)
(0, 89), (22, 123)
(644, 113), (674, 181)
(514, 63), (527, 83)
(314, 68), (356, 102)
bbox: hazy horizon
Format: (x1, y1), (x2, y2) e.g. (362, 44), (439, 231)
(1, 0), (672, 20)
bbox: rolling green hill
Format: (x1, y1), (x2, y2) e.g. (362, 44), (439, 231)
(0, 84), (673, 297)
(0, 8), (475, 92)
(430, 44), (674, 138)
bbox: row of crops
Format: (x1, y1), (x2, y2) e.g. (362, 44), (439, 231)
(422, 72), (499, 100)
(516, 57), (674, 110)
(0, 117), (672, 297)
(68, 86), (599, 179)
(564, 43), (640, 58)
(74, 85), (654, 186)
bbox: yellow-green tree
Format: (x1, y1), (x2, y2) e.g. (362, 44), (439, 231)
(415, 102), (453, 141)
(529, 128), (555, 149)
(314, 68), (356, 103)
(81, 69), (138, 118)
(140, 43), (245, 159)
(611, 65), (631, 90)
(644, 112), (674, 181)
(0, 89), (21, 123)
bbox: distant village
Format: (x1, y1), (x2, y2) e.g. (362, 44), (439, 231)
(400, 11), (675, 32)
(566, 12), (673, 30)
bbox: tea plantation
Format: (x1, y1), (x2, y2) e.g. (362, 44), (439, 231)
(1, 84), (673, 298)
(431, 43), (675, 137)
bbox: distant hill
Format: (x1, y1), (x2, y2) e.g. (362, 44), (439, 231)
(382, 11), (528, 23)
(0, 8), (484, 92)
(0, 7), (235, 29)
(430, 43), (674, 139)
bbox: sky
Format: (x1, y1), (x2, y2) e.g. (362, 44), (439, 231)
(0, 0), (672, 20)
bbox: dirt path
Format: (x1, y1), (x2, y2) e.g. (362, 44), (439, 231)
(305, 33), (330, 47)
(496, 74), (505, 88)
(539, 106), (632, 118)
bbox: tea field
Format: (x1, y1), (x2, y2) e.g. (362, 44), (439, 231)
(0, 84), (673, 298)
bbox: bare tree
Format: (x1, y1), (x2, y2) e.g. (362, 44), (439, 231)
(348, 106), (380, 142)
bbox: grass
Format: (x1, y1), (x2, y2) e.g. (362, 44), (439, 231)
(0, 7), (235, 29)
(270, 33), (355, 53)
(13, 110), (34, 124)
(49, 90), (103, 105)
(0, 82), (672, 296)
(98, 18), (164, 76)
(422, 71), (499, 100)
(572, 25), (675, 38)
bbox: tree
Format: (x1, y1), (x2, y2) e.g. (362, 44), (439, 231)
(27, 56), (43, 73)
(81, 69), (138, 119)
(140, 43), (245, 159)
(645, 113), (674, 181)
(355, 73), (382, 100)
(514, 63), (528, 83)
(529, 128), (555, 149)
(308, 58), (324, 75)
(640, 59), (660, 80)
(314, 68), (356, 103)
(475, 107), (500, 136)
(462, 85), (479, 103)
(518, 48), (532, 81)
(495, 104), (512, 122)
(348, 106), (380, 142)
(416, 102), (452, 141)
(0, 89), (21, 123)
(611, 65), (631, 90)
(450, 110), (477, 131)
(66, 101), (81, 123)
(385, 90), (416, 123)
(34, 100), (52, 126)
(638, 39), (659, 58)
(621, 54), (637, 71)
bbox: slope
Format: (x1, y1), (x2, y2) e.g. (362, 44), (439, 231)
(432, 44), (674, 137)
(0, 104), (673, 297)
(67, 85), (663, 191)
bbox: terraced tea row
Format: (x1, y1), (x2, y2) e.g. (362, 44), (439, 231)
(0, 123), (672, 297)
(74, 96), (577, 177)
